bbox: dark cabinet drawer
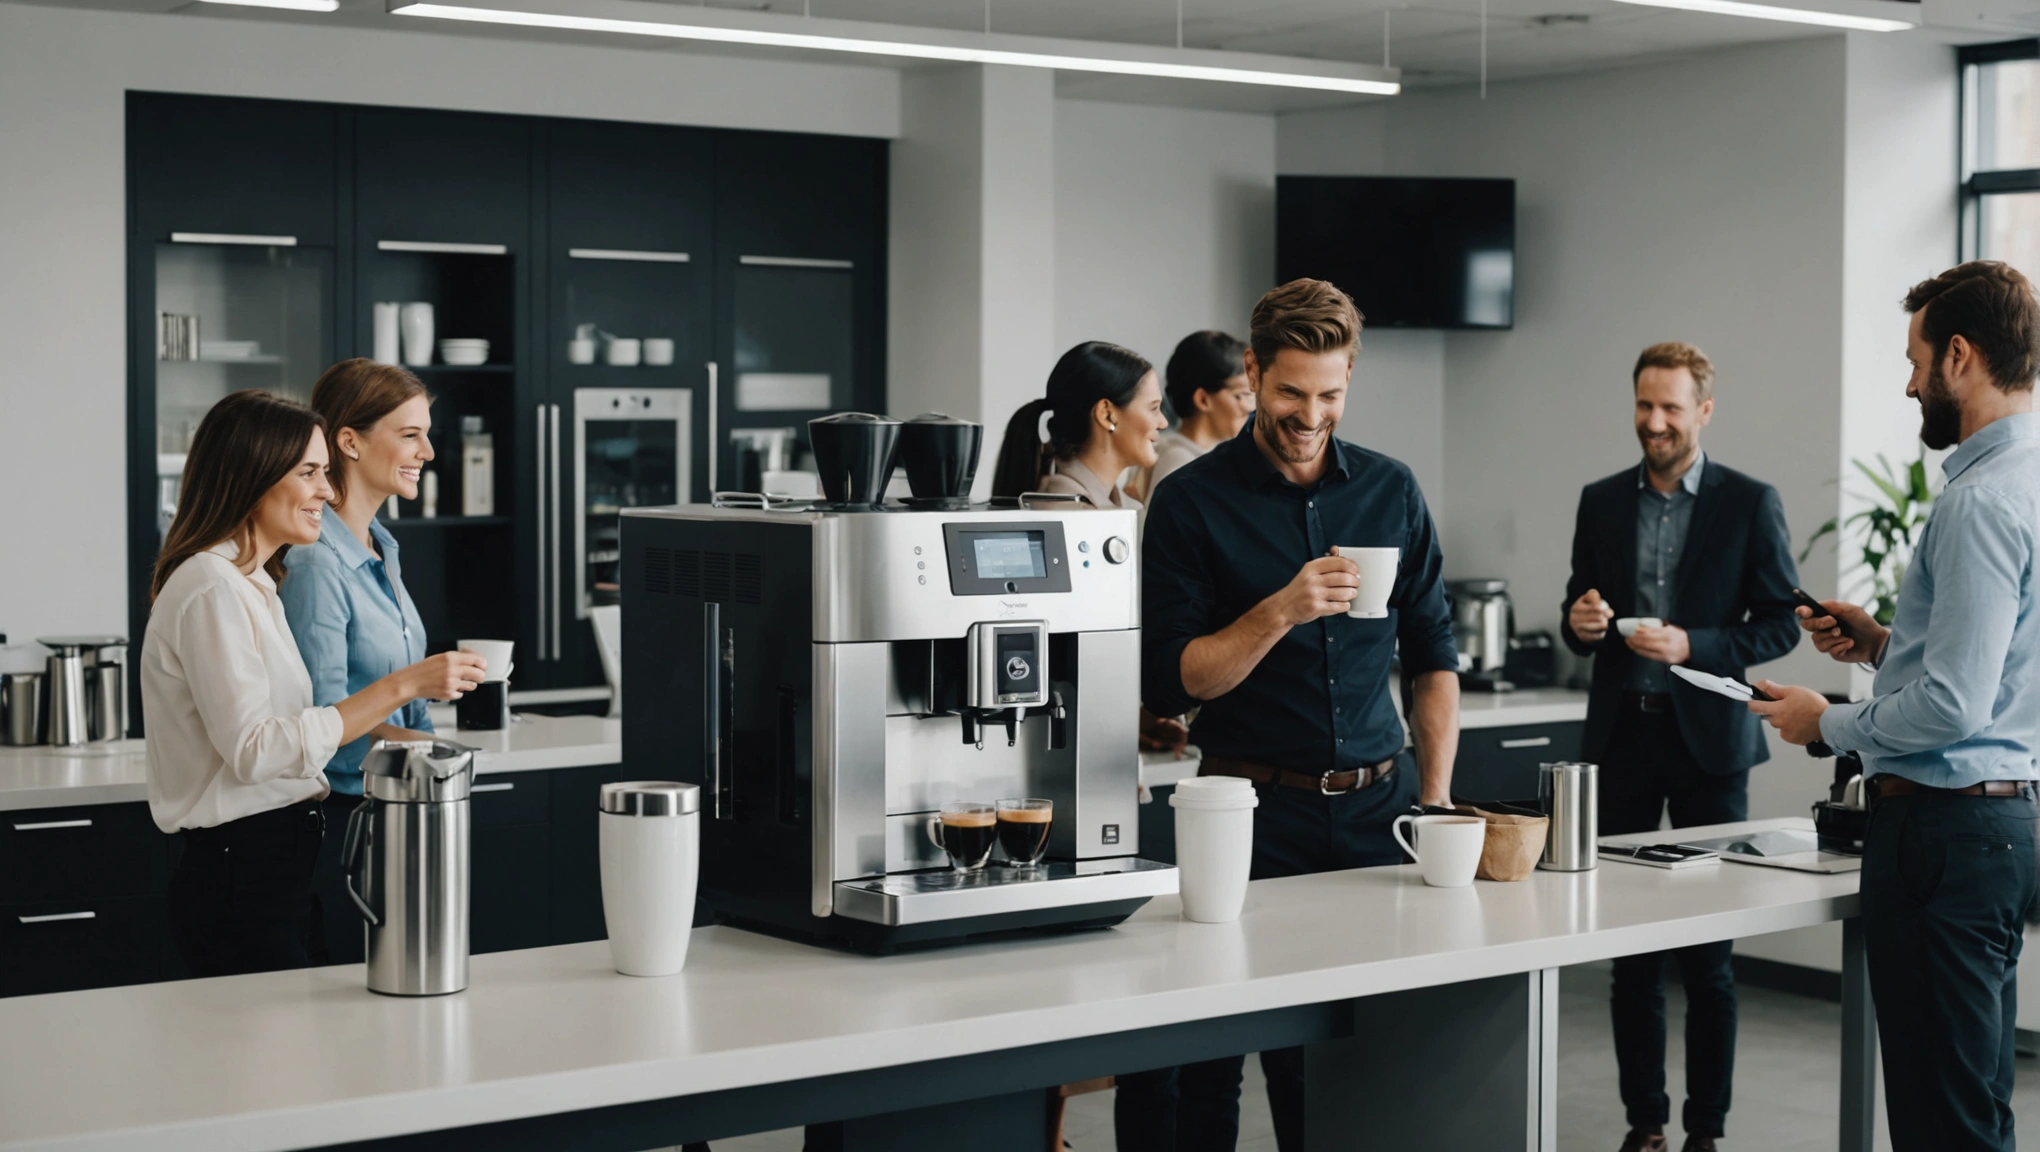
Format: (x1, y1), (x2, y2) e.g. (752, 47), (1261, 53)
(548, 764), (621, 944)
(0, 803), (171, 904)
(470, 773), (550, 828)
(1453, 722), (1583, 804)
(0, 896), (172, 997)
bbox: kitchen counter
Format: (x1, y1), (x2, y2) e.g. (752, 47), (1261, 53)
(0, 828), (1866, 1152)
(1457, 687), (1590, 729)
(0, 711), (621, 813)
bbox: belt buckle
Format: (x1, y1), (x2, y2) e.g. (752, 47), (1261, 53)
(1320, 769), (1358, 796)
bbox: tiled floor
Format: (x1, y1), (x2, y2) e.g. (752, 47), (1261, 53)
(677, 960), (2039, 1151)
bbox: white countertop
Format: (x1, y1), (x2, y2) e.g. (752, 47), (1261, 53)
(0, 830), (1856, 1152)
(1457, 687), (1590, 729)
(0, 712), (621, 813)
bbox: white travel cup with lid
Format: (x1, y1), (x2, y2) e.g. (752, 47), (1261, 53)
(1170, 776), (1259, 923)
(598, 781), (700, 976)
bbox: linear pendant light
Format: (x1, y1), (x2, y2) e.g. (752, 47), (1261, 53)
(1607, 0), (1915, 31)
(387, 0), (1401, 96)
(198, 0), (341, 11)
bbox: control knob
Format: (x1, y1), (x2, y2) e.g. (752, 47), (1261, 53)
(1102, 536), (1130, 565)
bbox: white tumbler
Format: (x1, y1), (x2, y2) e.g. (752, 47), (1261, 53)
(1170, 776), (1259, 923)
(372, 302), (402, 365)
(399, 302), (435, 368)
(598, 781), (700, 976)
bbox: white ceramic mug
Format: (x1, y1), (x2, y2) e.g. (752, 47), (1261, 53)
(606, 337), (642, 367)
(599, 782), (700, 977)
(1333, 546), (1400, 619)
(567, 339), (597, 365)
(1616, 616), (1665, 638)
(1171, 777), (1259, 922)
(1392, 814), (1487, 888)
(456, 639), (515, 683)
(372, 302), (402, 366)
(643, 338), (675, 366)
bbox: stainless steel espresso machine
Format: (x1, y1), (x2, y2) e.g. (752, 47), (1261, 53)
(619, 413), (1175, 952)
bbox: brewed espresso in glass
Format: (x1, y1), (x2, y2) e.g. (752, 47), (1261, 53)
(926, 802), (998, 871)
(996, 798), (1053, 868)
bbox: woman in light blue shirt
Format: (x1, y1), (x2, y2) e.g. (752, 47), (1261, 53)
(281, 360), (446, 798)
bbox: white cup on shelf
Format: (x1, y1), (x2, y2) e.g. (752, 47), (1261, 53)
(1171, 776), (1258, 923)
(399, 302), (435, 368)
(643, 338), (675, 366)
(606, 338), (642, 367)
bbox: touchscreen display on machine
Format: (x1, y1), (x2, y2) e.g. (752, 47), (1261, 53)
(942, 520), (1074, 595)
(969, 531), (1047, 580)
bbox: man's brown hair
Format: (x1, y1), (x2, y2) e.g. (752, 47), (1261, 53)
(1249, 279), (1363, 372)
(1902, 261), (2040, 393)
(1632, 341), (1716, 404)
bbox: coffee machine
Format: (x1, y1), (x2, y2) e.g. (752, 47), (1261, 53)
(621, 414), (1174, 952)
(1448, 578), (1516, 693)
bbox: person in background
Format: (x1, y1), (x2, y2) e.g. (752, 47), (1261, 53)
(1129, 279), (1460, 1152)
(1752, 261), (2040, 1152)
(280, 358), (445, 959)
(1131, 329), (1254, 509)
(141, 390), (483, 977)
(990, 340), (1169, 509)
(1559, 342), (1800, 1152)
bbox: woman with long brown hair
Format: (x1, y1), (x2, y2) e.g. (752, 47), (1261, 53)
(141, 390), (484, 977)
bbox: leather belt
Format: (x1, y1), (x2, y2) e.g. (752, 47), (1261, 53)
(1200, 754), (1397, 796)
(1867, 776), (2037, 801)
(1623, 692), (1672, 714)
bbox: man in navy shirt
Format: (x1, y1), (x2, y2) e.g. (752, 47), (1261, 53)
(1119, 279), (1461, 1152)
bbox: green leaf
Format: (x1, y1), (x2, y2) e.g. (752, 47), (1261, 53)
(1855, 459), (1906, 507)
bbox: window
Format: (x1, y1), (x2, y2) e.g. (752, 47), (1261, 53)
(1962, 40), (2040, 278)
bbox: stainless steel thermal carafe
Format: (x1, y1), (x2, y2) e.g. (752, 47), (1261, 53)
(1, 672), (43, 745)
(35, 636), (123, 748)
(1538, 761), (1599, 871)
(343, 740), (476, 996)
(87, 664), (122, 743)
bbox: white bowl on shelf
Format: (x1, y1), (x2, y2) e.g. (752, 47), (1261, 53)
(439, 339), (491, 366)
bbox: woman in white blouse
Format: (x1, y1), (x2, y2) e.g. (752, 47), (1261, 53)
(143, 390), (484, 977)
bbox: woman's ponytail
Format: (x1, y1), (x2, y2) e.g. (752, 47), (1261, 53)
(990, 398), (1054, 499)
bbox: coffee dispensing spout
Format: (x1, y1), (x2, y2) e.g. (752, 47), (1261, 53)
(960, 620), (1051, 752)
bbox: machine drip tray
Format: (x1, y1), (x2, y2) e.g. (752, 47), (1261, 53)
(833, 857), (1179, 927)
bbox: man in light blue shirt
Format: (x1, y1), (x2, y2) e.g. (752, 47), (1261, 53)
(1754, 261), (2040, 1152)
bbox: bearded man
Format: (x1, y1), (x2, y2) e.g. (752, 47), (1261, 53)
(1122, 278), (1462, 1152)
(1559, 341), (1802, 1152)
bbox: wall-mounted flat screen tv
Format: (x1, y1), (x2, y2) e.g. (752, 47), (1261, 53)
(1275, 176), (1516, 330)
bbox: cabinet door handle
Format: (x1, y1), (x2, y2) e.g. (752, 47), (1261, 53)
(738, 255), (853, 269)
(535, 403), (550, 661)
(549, 404), (562, 660)
(471, 782), (516, 793)
(568, 247), (689, 263)
(170, 232), (296, 247)
(1500, 736), (1553, 749)
(12, 819), (93, 831)
(377, 240), (509, 255)
(705, 361), (718, 495)
(18, 911), (96, 925)
(705, 602), (733, 820)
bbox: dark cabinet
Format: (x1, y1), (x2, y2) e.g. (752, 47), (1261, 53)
(0, 802), (179, 997)
(129, 95), (890, 698)
(548, 764), (624, 944)
(1452, 722), (1583, 804)
(710, 132), (888, 491)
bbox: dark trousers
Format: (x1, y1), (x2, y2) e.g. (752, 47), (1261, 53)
(1862, 788), (2037, 1152)
(1113, 753), (1419, 1152)
(1598, 707), (1746, 1139)
(167, 798), (329, 978)
(317, 791), (366, 964)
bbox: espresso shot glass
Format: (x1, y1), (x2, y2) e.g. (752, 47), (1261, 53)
(996, 798), (1053, 869)
(926, 802), (998, 872)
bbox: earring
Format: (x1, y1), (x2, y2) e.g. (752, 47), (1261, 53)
(1108, 421), (1118, 433)
(348, 450), (360, 460)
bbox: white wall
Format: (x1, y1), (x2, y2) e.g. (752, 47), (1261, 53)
(0, 1), (899, 644)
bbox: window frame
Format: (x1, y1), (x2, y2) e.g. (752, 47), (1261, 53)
(1959, 39), (2040, 262)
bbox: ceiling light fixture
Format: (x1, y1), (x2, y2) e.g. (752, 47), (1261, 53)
(386, 0), (1401, 96)
(198, 0), (341, 11)
(1607, 0), (1914, 31)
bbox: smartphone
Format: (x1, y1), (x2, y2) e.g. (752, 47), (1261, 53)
(1792, 587), (1864, 646)
(1599, 843), (1720, 869)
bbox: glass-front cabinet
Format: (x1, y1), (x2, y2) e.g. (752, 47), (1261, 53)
(573, 389), (689, 615)
(151, 238), (333, 539)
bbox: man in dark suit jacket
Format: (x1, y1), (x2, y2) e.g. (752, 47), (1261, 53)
(1560, 342), (1800, 1152)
